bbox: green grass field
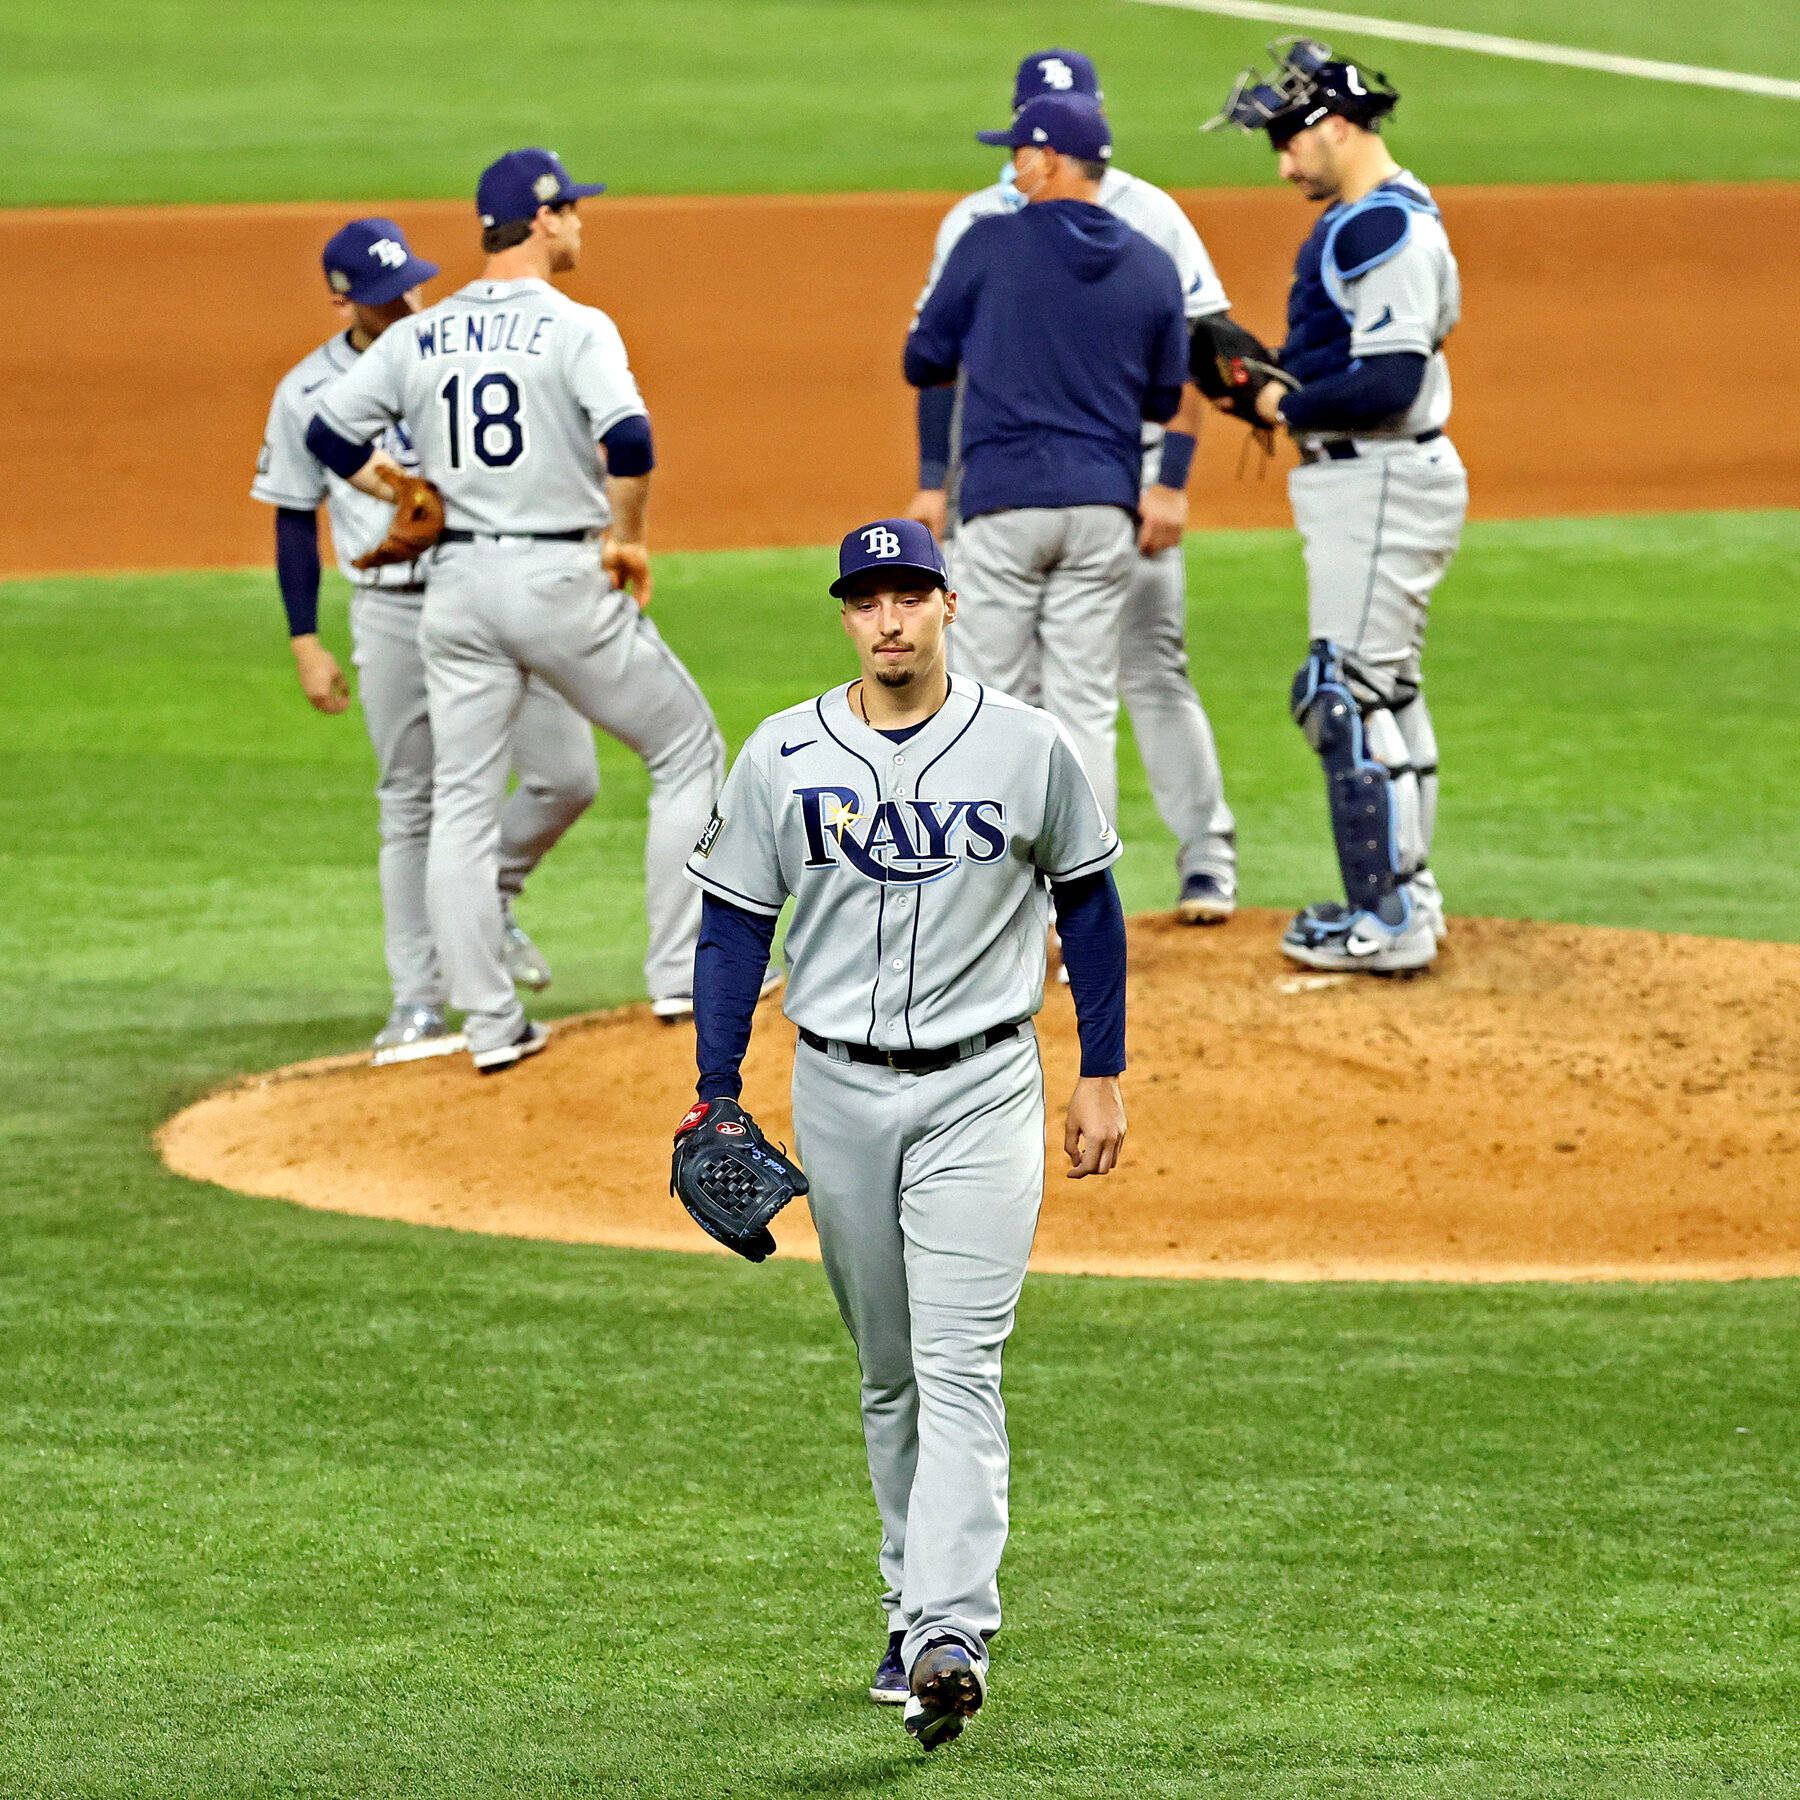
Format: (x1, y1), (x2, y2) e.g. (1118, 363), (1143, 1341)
(6, 0), (1798, 206)
(5, 512), (1800, 1796)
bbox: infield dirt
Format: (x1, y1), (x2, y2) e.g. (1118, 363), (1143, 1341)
(9, 181), (1798, 576)
(160, 912), (1800, 1283)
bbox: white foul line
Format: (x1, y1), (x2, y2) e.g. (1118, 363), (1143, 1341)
(1124, 0), (1800, 101)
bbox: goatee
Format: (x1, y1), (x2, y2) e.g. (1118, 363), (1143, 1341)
(874, 668), (914, 690)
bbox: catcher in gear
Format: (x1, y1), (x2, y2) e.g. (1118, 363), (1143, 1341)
(670, 1096), (808, 1263)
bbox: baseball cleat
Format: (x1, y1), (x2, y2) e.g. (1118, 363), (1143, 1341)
(500, 904), (553, 991)
(1281, 902), (1436, 974)
(903, 1638), (985, 1752)
(1408, 870), (1448, 943)
(370, 1006), (467, 1067)
(869, 1631), (908, 1705)
(472, 1020), (550, 1074)
(1176, 872), (1236, 925)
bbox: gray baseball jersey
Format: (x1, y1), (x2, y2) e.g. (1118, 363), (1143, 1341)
(252, 333), (425, 588)
(685, 675), (1118, 1049)
(313, 277), (646, 534)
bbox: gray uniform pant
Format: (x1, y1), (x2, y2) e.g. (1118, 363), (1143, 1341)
(1289, 435), (1469, 870)
(792, 1031), (1046, 1680)
(1119, 546), (1237, 888)
(949, 506), (1137, 824)
(419, 540), (725, 1053)
(349, 586), (597, 1011)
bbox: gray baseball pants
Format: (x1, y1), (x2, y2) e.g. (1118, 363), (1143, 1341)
(792, 1029), (1046, 1681)
(349, 586), (597, 1011)
(1289, 435), (1468, 871)
(948, 505), (1136, 823)
(1120, 545), (1237, 889)
(419, 539), (725, 1053)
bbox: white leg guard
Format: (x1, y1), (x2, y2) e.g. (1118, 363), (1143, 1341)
(1392, 691), (1440, 862)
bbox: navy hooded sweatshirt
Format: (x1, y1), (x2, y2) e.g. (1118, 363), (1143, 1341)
(905, 199), (1188, 523)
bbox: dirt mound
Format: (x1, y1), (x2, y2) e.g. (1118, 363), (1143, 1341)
(159, 913), (1800, 1282)
(7, 182), (1798, 577)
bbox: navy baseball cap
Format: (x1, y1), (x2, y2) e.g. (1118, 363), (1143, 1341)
(321, 219), (439, 306)
(830, 519), (949, 598)
(977, 93), (1112, 162)
(1013, 48), (1102, 109)
(476, 148), (606, 227)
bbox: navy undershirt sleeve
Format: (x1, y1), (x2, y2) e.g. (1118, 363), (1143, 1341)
(917, 386), (955, 489)
(1141, 381), (1184, 425)
(274, 507), (322, 638)
(1051, 869), (1127, 1077)
(694, 894), (779, 1102)
(304, 415), (374, 479)
(600, 412), (655, 477)
(1279, 351), (1427, 432)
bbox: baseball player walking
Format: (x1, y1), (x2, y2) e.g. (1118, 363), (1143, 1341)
(905, 92), (1189, 891)
(254, 219), (598, 1061)
(908, 50), (1239, 924)
(305, 152), (726, 1068)
(1207, 42), (1466, 972)
(678, 518), (1128, 1750)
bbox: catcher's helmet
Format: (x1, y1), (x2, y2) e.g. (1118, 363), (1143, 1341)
(1206, 38), (1398, 145)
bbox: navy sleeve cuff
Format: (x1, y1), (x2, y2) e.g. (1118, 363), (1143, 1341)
(1051, 870), (1127, 1077)
(917, 385), (954, 490)
(600, 412), (655, 477)
(304, 414), (374, 479)
(694, 894), (780, 1101)
(904, 341), (959, 390)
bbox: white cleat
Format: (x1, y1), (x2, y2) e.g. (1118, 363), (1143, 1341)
(501, 903), (553, 991)
(1408, 870), (1448, 943)
(472, 1020), (550, 1074)
(1281, 902), (1437, 974)
(1176, 872), (1237, 926)
(371, 1005), (468, 1067)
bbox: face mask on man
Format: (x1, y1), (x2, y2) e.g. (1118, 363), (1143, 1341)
(997, 161), (1027, 212)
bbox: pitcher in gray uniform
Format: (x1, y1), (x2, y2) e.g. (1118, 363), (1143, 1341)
(252, 218), (597, 1062)
(681, 519), (1128, 1751)
(306, 153), (726, 1069)
(1208, 41), (1466, 973)
(908, 49), (1238, 924)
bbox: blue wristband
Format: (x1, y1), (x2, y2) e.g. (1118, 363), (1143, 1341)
(1157, 430), (1196, 491)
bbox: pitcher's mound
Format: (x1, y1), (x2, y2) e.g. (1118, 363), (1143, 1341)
(158, 912), (1800, 1282)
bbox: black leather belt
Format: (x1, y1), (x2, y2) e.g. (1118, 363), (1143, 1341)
(798, 1021), (1025, 1074)
(439, 528), (593, 543)
(359, 581), (426, 595)
(1307, 428), (1443, 463)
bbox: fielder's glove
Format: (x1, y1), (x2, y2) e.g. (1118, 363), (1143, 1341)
(671, 1097), (808, 1264)
(1190, 315), (1297, 428)
(352, 473), (446, 569)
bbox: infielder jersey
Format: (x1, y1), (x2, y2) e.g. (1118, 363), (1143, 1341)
(917, 165), (1229, 487)
(252, 333), (424, 588)
(314, 277), (647, 535)
(686, 675), (1119, 1050)
(1281, 171), (1459, 440)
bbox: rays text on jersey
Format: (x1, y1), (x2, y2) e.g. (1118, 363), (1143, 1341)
(797, 787), (1007, 885)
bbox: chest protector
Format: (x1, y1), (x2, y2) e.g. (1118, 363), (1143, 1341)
(1280, 180), (1441, 386)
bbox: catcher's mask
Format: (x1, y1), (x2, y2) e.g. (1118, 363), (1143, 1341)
(1206, 37), (1398, 146)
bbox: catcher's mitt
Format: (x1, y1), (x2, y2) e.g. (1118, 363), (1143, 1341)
(352, 473), (446, 570)
(1189, 315), (1297, 428)
(671, 1097), (808, 1264)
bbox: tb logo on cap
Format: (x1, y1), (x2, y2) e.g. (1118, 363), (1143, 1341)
(1037, 57), (1075, 89)
(861, 527), (902, 559)
(367, 238), (408, 269)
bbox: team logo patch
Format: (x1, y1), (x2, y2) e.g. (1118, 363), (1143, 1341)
(1037, 56), (1075, 90)
(860, 526), (902, 559)
(532, 172), (562, 202)
(796, 785), (1007, 886)
(367, 237), (407, 269)
(327, 269), (351, 293)
(694, 810), (723, 857)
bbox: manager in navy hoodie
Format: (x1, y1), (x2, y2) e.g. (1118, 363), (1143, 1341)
(905, 91), (1188, 827)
